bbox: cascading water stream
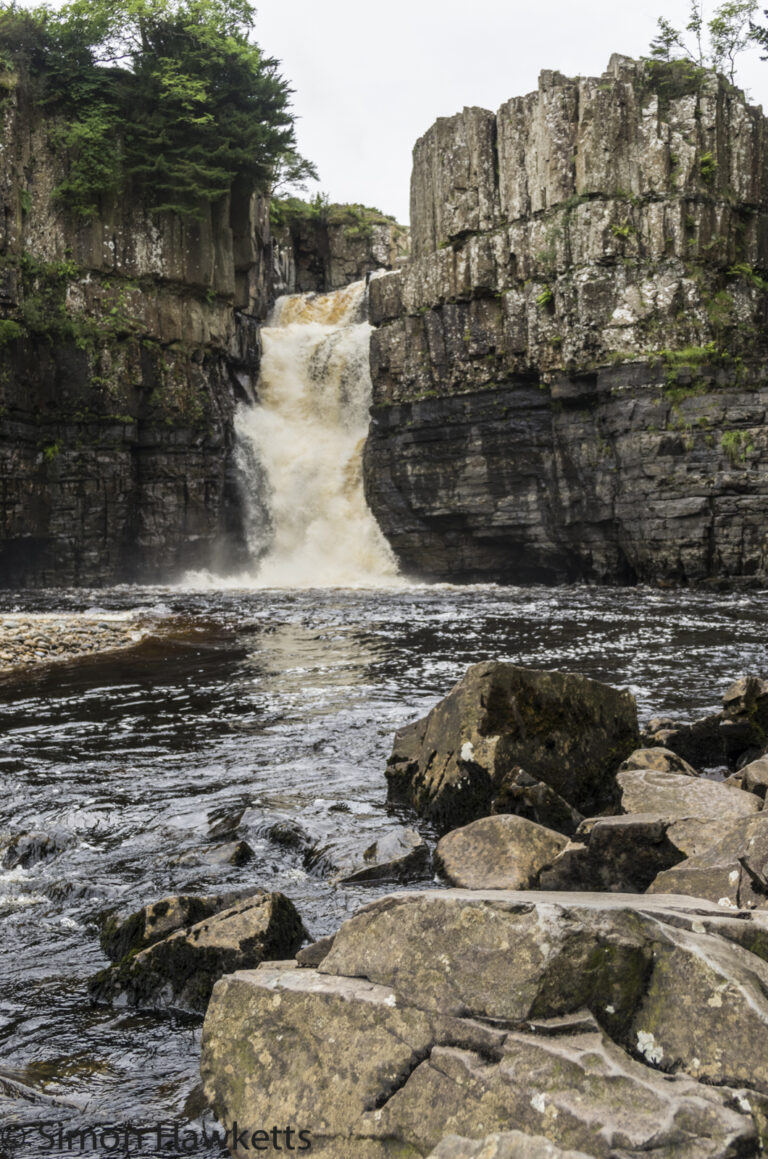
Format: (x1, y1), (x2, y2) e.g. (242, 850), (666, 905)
(234, 280), (399, 587)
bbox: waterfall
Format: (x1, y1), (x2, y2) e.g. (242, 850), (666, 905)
(233, 280), (399, 588)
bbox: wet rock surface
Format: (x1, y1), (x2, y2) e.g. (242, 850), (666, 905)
(91, 891), (307, 1014)
(306, 826), (430, 885)
(386, 661), (639, 831)
(202, 889), (768, 1158)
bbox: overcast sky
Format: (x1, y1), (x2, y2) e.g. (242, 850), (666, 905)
(17, 0), (768, 223)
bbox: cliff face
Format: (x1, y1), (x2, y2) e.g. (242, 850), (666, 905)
(0, 76), (277, 585)
(271, 202), (409, 295)
(0, 81), (404, 587)
(364, 56), (768, 584)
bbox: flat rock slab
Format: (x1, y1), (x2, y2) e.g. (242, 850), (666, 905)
(434, 814), (568, 889)
(649, 813), (768, 909)
(617, 769), (761, 819)
(202, 889), (768, 1157)
(386, 662), (639, 832)
(428, 1135), (592, 1159)
(91, 891), (306, 1013)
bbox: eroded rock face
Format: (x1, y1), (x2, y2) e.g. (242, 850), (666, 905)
(386, 662), (639, 832)
(648, 813), (768, 908)
(201, 889), (768, 1157)
(364, 57), (768, 585)
(434, 814), (568, 890)
(91, 891), (306, 1013)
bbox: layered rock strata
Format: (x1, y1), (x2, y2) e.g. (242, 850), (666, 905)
(0, 80), (406, 586)
(271, 203), (409, 294)
(364, 56), (768, 584)
(0, 75), (276, 585)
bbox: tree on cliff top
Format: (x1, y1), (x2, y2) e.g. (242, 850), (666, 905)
(650, 0), (761, 83)
(0, 0), (317, 217)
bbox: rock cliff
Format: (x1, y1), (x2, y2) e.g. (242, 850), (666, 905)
(271, 199), (409, 295)
(0, 81), (405, 586)
(364, 55), (768, 584)
(0, 73), (275, 585)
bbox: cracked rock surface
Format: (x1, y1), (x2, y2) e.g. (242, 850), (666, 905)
(386, 661), (639, 832)
(201, 889), (768, 1157)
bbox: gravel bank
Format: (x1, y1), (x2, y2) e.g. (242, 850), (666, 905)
(0, 613), (147, 673)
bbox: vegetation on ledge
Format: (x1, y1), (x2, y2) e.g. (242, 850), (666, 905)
(270, 194), (405, 241)
(0, 0), (316, 218)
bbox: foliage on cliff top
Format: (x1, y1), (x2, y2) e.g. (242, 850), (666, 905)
(270, 194), (404, 239)
(649, 1), (763, 85)
(0, 0), (316, 217)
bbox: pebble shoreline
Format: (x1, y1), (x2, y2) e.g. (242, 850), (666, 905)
(0, 613), (148, 672)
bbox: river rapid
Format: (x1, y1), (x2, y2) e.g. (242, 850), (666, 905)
(0, 580), (766, 1152)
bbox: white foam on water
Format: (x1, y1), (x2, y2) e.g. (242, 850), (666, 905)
(188, 281), (402, 590)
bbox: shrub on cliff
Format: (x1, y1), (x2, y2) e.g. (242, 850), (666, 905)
(0, 0), (316, 217)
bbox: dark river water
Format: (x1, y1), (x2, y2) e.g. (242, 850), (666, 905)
(0, 581), (766, 1156)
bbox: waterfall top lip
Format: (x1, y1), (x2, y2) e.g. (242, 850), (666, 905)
(269, 280), (368, 329)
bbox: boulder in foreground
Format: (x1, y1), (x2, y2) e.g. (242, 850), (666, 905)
(648, 813), (768, 908)
(202, 889), (768, 1157)
(99, 889), (262, 962)
(386, 663), (639, 832)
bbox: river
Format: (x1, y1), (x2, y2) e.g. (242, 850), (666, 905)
(0, 580), (766, 1154)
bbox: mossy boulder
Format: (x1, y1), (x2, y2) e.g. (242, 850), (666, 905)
(91, 891), (307, 1014)
(99, 889), (264, 963)
(386, 663), (639, 834)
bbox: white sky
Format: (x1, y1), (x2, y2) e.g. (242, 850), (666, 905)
(15, 0), (768, 223)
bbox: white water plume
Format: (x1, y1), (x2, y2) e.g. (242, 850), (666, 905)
(232, 281), (399, 588)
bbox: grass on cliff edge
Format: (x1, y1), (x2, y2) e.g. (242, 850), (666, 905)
(270, 194), (406, 240)
(0, 0), (316, 218)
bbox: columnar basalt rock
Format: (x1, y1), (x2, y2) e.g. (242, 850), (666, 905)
(364, 56), (768, 585)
